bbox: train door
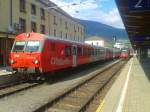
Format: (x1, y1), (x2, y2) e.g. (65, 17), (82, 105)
(72, 45), (77, 67)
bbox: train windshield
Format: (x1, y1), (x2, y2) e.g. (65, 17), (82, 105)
(25, 41), (40, 52)
(122, 50), (128, 52)
(13, 41), (26, 52)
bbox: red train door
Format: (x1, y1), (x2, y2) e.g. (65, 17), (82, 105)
(72, 45), (77, 67)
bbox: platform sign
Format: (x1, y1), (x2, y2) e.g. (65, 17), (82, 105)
(129, 0), (150, 11)
(132, 36), (150, 42)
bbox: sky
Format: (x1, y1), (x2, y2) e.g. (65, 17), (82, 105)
(50, 0), (125, 29)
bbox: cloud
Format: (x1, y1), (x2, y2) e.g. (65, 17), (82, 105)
(50, 0), (125, 29)
(76, 8), (125, 29)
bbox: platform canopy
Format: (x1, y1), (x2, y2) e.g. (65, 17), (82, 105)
(115, 0), (150, 48)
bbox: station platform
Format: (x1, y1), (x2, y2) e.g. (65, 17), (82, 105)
(0, 67), (20, 86)
(0, 66), (13, 75)
(99, 56), (150, 112)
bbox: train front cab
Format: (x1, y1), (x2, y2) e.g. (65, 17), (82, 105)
(120, 49), (129, 59)
(10, 33), (44, 75)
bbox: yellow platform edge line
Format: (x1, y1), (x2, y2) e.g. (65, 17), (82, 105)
(96, 100), (105, 112)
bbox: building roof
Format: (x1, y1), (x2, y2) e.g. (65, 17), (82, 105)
(36, 0), (83, 27)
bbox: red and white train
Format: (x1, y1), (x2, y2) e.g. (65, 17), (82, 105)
(10, 32), (120, 77)
(120, 49), (130, 58)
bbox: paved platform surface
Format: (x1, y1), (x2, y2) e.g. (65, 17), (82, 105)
(0, 67), (19, 86)
(99, 56), (150, 112)
(0, 66), (13, 75)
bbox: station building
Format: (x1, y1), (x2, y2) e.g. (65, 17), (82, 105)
(114, 42), (125, 49)
(0, 0), (84, 66)
(85, 36), (105, 47)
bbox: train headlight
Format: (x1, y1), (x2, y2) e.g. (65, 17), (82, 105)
(11, 60), (15, 64)
(33, 60), (39, 64)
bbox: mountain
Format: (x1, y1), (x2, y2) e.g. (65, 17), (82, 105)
(78, 19), (128, 42)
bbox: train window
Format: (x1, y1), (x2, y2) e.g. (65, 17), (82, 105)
(84, 48), (88, 56)
(13, 41), (25, 52)
(93, 49), (95, 56)
(96, 49), (99, 55)
(83, 48), (86, 56)
(88, 49), (91, 56)
(98, 49), (101, 55)
(95, 49), (97, 55)
(77, 47), (82, 56)
(50, 43), (56, 52)
(60, 48), (64, 55)
(91, 49), (93, 56)
(83, 48), (85, 56)
(25, 41), (40, 52)
(72, 47), (77, 55)
(65, 47), (71, 57)
(92, 49), (94, 56)
(94, 49), (96, 56)
(100, 49), (104, 53)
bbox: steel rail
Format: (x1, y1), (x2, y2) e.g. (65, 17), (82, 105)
(78, 61), (126, 112)
(33, 59), (126, 112)
(0, 81), (41, 99)
(0, 80), (27, 90)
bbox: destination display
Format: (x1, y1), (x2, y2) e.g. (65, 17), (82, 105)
(129, 0), (150, 11)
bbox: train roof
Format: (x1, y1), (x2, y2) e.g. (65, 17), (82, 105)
(16, 32), (106, 49)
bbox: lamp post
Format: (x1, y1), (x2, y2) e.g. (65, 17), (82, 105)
(113, 35), (117, 48)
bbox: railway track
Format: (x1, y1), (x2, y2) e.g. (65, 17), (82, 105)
(0, 81), (41, 99)
(34, 60), (127, 112)
(0, 60), (116, 101)
(0, 80), (26, 90)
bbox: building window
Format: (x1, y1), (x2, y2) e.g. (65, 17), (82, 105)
(54, 29), (56, 37)
(40, 25), (45, 34)
(70, 35), (72, 40)
(53, 16), (57, 25)
(60, 32), (62, 38)
(40, 8), (45, 20)
(65, 33), (67, 39)
(74, 25), (76, 32)
(31, 4), (36, 15)
(79, 37), (81, 41)
(65, 22), (68, 29)
(31, 21), (36, 32)
(60, 18), (62, 25)
(20, 0), (26, 12)
(81, 28), (82, 35)
(19, 18), (26, 32)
